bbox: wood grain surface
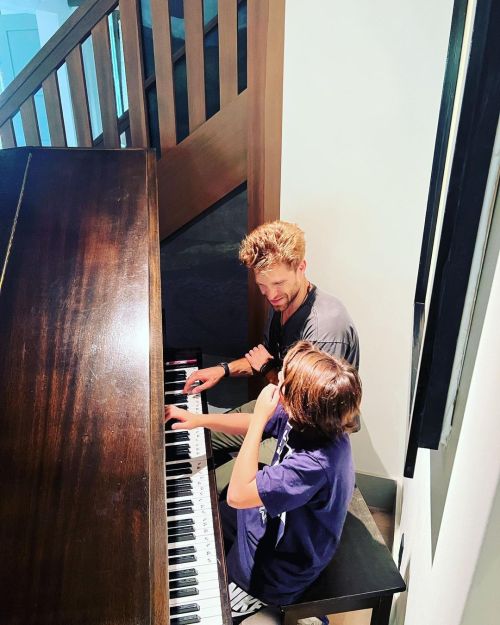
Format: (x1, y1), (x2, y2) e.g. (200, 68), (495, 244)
(0, 148), (165, 625)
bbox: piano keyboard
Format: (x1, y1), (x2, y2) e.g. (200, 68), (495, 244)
(164, 356), (231, 625)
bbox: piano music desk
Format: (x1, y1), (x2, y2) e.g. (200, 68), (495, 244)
(243, 488), (405, 624)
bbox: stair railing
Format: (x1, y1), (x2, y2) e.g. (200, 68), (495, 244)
(0, 0), (243, 153)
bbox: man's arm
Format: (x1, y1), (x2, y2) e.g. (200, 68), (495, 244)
(182, 357), (254, 395)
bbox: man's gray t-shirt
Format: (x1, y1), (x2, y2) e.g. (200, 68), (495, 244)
(263, 286), (360, 368)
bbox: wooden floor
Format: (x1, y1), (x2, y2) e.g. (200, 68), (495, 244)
(328, 507), (394, 625)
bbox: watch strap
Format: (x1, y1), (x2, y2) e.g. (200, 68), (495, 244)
(218, 361), (230, 377)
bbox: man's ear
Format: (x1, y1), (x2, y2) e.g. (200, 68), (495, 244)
(297, 259), (306, 274)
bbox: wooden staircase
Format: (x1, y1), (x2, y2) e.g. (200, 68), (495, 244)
(0, 0), (285, 345)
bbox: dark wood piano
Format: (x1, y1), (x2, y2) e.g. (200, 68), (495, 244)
(0, 148), (231, 625)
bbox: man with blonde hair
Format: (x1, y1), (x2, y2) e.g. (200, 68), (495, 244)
(184, 220), (359, 391)
(181, 220), (359, 489)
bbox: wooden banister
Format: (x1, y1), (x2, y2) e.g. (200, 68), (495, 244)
(119, 0), (148, 147)
(0, 0), (286, 274)
(184, 0), (207, 133)
(66, 46), (93, 147)
(0, 120), (16, 148)
(92, 17), (120, 147)
(0, 0), (118, 128)
(42, 73), (67, 147)
(20, 97), (41, 146)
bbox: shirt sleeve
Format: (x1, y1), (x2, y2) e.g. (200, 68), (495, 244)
(256, 452), (328, 518)
(263, 403), (287, 439)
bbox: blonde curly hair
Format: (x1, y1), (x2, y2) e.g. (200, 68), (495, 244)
(239, 220), (305, 271)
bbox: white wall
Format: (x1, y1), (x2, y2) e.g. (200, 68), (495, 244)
(280, 0), (454, 478)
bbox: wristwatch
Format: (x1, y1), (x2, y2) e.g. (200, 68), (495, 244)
(218, 361), (230, 377)
(259, 359), (276, 376)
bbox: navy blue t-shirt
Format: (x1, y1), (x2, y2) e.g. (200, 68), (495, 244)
(226, 404), (354, 606)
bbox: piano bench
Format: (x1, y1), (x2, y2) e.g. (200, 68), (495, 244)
(242, 488), (406, 625)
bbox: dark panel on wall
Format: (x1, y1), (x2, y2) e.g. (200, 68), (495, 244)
(161, 184), (248, 358)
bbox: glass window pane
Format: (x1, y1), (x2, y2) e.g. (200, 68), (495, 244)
(146, 84), (160, 152)
(173, 56), (189, 142)
(139, 0), (155, 79)
(237, 0), (247, 93)
(203, 0), (217, 25)
(204, 25), (219, 120)
(169, 0), (185, 55)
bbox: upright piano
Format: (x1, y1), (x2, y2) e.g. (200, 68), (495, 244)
(0, 148), (232, 625)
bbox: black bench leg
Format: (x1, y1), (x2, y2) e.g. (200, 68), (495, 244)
(370, 596), (392, 625)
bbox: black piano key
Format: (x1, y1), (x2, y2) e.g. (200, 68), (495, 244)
(167, 499), (193, 509)
(166, 484), (193, 493)
(165, 394), (189, 404)
(165, 371), (187, 382)
(167, 483), (192, 491)
(170, 577), (197, 590)
(167, 452), (192, 461)
(170, 587), (199, 599)
(165, 381), (187, 392)
(169, 533), (195, 543)
(168, 545), (196, 556)
(168, 524), (194, 536)
(164, 359), (197, 369)
(169, 568), (197, 579)
(166, 444), (190, 452)
(165, 432), (190, 442)
(165, 467), (192, 476)
(168, 518), (194, 529)
(167, 491), (193, 500)
(167, 461), (192, 470)
(168, 521), (194, 531)
(168, 507), (194, 516)
(166, 476), (192, 485)
(167, 484), (192, 492)
(170, 615), (201, 625)
(170, 603), (200, 616)
(169, 555), (196, 565)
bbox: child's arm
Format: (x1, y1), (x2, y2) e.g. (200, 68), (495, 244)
(165, 405), (252, 435)
(227, 384), (280, 509)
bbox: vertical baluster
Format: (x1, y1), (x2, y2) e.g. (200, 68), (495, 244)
(92, 17), (120, 148)
(66, 46), (93, 147)
(42, 72), (67, 147)
(119, 0), (148, 147)
(0, 119), (16, 148)
(151, 0), (177, 151)
(184, 0), (206, 132)
(218, 0), (237, 107)
(19, 97), (41, 146)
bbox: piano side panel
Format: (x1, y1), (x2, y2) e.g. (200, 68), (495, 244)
(147, 150), (169, 625)
(0, 148), (163, 624)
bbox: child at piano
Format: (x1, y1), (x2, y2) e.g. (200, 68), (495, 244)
(167, 340), (361, 624)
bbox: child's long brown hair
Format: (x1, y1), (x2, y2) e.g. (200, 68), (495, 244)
(280, 341), (362, 442)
